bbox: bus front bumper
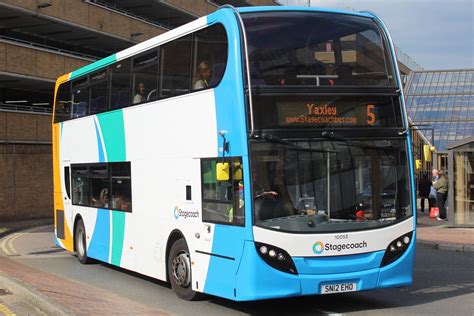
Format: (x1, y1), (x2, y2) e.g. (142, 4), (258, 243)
(234, 237), (415, 301)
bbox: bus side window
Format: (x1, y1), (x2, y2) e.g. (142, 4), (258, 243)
(160, 35), (192, 99)
(193, 24), (228, 90)
(54, 81), (72, 123)
(110, 60), (131, 110)
(71, 166), (89, 206)
(89, 164), (109, 208)
(201, 157), (244, 226)
(89, 70), (109, 115)
(132, 50), (159, 105)
(110, 162), (132, 212)
(72, 78), (89, 118)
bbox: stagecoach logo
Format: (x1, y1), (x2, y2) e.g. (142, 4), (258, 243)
(173, 206), (200, 220)
(313, 241), (368, 255)
(313, 241), (325, 254)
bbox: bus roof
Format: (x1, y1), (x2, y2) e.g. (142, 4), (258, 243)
(236, 6), (375, 19)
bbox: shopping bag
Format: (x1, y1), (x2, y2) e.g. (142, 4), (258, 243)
(429, 207), (439, 218)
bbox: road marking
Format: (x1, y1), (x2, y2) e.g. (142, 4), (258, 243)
(0, 232), (26, 256)
(0, 303), (16, 316)
(0, 226), (50, 257)
(16, 253), (71, 260)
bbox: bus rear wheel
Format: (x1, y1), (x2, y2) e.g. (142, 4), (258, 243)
(75, 219), (92, 264)
(168, 238), (202, 300)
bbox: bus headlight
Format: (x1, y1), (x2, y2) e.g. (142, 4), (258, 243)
(255, 242), (298, 275)
(380, 232), (413, 267)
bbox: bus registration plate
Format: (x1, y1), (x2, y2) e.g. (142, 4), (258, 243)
(321, 282), (357, 294)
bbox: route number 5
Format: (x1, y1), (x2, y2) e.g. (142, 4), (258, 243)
(367, 104), (376, 125)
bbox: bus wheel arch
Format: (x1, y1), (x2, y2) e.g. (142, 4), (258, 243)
(165, 230), (185, 283)
(73, 215), (92, 264)
(73, 215), (83, 253)
(165, 231), (202, 300)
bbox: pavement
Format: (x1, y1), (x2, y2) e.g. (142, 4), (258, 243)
(0, 215), (472, 315)
(416, 210), (474, 252)
(0, 218), (166, 315)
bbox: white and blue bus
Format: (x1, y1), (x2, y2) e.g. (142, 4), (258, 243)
(53, 6), (416, 301)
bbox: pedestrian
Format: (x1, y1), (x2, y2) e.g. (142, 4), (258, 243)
(418, 173), (431, 213)
(432, 169), (448, 220)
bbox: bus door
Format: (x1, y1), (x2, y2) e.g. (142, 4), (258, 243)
(198, 157), (246, 298)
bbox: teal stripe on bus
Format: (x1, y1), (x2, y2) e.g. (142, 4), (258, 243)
(70, 54), (117, 80)
(97, 110), (126, 162)
(95, 110), (127, 266)
(111, 211), (126, 266)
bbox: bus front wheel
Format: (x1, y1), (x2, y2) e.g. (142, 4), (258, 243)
(74, 219), (92, 264)
(168, 238), (202, 300)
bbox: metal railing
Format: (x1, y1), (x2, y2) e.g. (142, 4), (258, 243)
(85, 0), (178, 31)
(0, 103), (53, 115)
(395, 46), (423, 71)
(0, 35), (98, 61)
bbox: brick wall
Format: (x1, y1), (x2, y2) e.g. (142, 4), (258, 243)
(0, 111), (52, 221)
(0, 42), (90, 81)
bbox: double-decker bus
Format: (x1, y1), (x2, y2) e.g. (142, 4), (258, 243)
(52, 6), (416, 301)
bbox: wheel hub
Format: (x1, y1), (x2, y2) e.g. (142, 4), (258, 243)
(172, 252), (191, 287)
(77, 229), (85, 256)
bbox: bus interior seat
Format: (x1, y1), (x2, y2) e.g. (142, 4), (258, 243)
(209, 63), (225, 86)
(73, 102), (87, 118)
(118, 90), (130, 107)
(334, 65), (354, 85)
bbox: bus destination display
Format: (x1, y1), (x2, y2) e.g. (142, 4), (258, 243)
(277, 101), (377, 127)
(252, 95), (402, 129)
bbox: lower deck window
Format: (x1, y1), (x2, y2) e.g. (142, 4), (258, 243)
(71, 162), (132, 212)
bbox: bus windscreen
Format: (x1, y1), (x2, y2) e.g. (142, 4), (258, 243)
(243, 11), (395, 87)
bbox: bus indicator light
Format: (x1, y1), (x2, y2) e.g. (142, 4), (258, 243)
(403, 236), (410, 245)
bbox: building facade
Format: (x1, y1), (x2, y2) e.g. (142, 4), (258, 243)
(0, 0), (277, 220)
(405, 69), (474, 170)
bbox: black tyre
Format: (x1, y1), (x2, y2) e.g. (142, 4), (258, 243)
(75, 219), (92, 264)
(168, 239), (202, 300)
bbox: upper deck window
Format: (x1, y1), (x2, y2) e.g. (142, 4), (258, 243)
(242, 12), (396, 87)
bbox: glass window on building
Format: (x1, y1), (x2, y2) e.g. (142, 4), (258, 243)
(443, 72), (453, 94)
(450, 72), (460, 94)
(405, 69), (474, 151)
(450, 140), (474, 226)
(407, 73), (420, 95)
(468, 95), (474, 120)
